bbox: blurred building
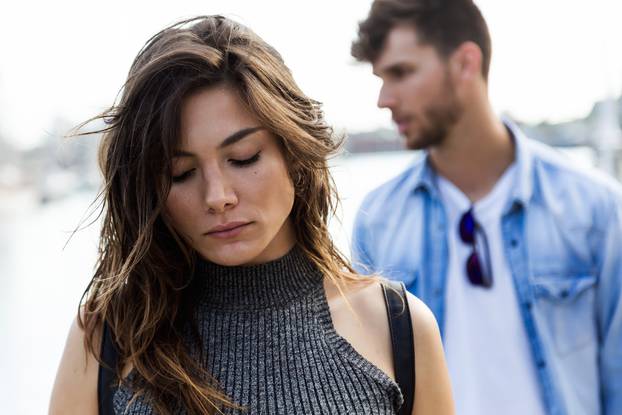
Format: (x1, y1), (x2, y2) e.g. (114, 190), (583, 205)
(0, 135), (22, 189)
(345, 95), (622, 179)
(17, 117), (101, 203)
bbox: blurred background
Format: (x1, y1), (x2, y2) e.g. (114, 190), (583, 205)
(1, 0), (621, 413)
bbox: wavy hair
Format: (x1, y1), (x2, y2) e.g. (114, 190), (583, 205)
(78, 15), (360, 414)
(351, 0), (492, 80)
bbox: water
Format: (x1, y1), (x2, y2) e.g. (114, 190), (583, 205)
(0, 149), (594, 413)
(0, 191), (101, 413)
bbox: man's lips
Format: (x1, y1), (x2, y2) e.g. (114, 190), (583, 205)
(205, 222), (251, 239)
(394, 117), (410, 134)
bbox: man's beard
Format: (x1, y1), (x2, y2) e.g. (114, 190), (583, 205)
(404, 76), (463, 150)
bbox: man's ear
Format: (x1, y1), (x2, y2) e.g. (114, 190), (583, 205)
(448, 41), (483, 84)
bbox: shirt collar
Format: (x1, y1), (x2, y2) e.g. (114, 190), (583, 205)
(504, 117), (534, 209)
(410, 117), (534, 208)
(410, 154), (439, 198)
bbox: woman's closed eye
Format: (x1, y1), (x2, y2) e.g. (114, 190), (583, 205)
(230, 151), (261, 167)
(171, 152), (261, 183)
(172, 168), (196, 183)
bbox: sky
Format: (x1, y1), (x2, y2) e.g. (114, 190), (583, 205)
(0, 0), (620, 149)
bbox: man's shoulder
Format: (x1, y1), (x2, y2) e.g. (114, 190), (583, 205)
(526, 138), (622, 209)
(359, 156), (425, 211)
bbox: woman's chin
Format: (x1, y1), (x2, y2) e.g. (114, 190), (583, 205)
(198, 243), (264, 267)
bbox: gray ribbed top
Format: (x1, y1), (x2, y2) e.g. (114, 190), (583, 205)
(113, 246), (403, 414)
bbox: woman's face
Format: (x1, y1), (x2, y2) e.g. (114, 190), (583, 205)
(165, 85), (296, 266)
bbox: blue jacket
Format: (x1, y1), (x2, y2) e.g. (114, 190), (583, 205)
(352, 121), (622, 415)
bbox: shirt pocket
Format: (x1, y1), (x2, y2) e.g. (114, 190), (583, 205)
(530, 274), (597, 356)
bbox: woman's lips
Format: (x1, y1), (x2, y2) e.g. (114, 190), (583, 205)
(205, 222), (251, 239)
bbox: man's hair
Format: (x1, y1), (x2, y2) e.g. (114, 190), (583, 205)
(352, 0), (492, 80)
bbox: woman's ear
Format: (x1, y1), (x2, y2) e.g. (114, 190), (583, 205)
(449, 41), (483, 84)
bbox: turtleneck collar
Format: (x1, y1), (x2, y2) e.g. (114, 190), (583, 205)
(194, 245), (324, 311)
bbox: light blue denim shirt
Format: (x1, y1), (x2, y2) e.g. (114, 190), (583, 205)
(351, 121), (622, 415)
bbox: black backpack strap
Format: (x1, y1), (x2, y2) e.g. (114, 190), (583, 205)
(98, 321), (119, 415)
(382, 280), (415, 415)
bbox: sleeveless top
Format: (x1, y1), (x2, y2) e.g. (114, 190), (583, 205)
(103, 247), (404, 414)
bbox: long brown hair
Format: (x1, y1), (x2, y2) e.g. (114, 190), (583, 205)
(79, 15), (359, 414)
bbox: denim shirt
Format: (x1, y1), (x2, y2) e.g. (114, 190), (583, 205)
(351, 121), (622, 415)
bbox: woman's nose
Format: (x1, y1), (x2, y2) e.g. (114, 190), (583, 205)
(204, 174), (238, 214)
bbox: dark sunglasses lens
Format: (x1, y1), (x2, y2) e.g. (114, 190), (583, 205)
(466, 252), (485, 286)
(459, 210), (476, 243)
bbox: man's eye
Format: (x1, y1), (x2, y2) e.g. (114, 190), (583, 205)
(392, 69), (405, 78)
(230, 152), (261, 167)
(389, 66), (414, 80)
(172, 169), (196, 183)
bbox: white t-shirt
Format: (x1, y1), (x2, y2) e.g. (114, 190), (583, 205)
(438, 165), (546, 415)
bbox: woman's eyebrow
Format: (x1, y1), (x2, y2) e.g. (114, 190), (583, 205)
(173, 150), (194, 158)
(218, 126), (264, 149)
(173, 126), (264, 157)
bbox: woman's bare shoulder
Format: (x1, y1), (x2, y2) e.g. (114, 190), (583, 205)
(404, 292), (455, 415)
(323, 276), (396, 378)
(49, 313), (100, 415)
(405, 293), (440, 345)
(323, 276), (388, 321)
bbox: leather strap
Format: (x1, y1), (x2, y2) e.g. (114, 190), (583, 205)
(382, 280), (415, 415)
(98, 321), (119, 415)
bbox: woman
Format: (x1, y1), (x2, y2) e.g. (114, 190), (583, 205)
(49, 15), (454, 415)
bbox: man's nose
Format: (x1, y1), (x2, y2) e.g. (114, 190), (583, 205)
(377, 83), (397, 109)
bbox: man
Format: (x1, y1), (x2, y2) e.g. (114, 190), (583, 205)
(350, 1), (622, 414)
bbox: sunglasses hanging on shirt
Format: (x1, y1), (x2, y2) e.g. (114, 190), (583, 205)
(458, 208), (493, 288)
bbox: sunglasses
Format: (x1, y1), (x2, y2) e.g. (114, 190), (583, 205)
(458, 208), (493, 288)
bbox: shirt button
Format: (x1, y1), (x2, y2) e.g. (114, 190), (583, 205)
(434, 289), (442, 297)
(537, 360), (546, 369)
(525, 301), (532, 310)
(510, 239), (519, 247)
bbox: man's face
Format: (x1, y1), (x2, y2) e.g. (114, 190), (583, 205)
(373, 25), (463, 150)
